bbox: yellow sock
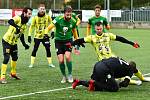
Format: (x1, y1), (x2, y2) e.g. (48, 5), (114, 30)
(47, 57), (52, 64)
(134, 70), (144, 81)
(11, 60), (16, 75)
(130, 79), (138, 85)
(31, 56), (35, 65)
(1, 64), (7, 79)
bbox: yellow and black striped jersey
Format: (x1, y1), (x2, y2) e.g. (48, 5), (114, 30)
(84, 32), (117, 61)
(3, 15), (27, 45)
(28, 14), (52, 39)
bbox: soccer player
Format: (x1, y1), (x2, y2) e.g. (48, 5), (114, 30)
(86, 4), (110, 36)
(45, 6), (78, 83)
(28, 3), (55, 68)
(0, 7), (32, 84)
(72, 21), (150, 84)
(72, 12), (81, 55)
(72, 57), (140, 92)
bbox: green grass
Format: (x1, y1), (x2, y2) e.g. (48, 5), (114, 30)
(0, 25), (150, 100)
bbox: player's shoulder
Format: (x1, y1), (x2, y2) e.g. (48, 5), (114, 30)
(89, 16), (96, 20)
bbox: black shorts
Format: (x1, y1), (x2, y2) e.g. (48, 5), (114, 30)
(2, 39), (18, 55)
(55, 39), (73, 55)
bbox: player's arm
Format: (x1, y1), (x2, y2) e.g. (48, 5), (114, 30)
(119, 76), (131, 87)
(72, 28), (79, 40)
(28, 17), (35, 43)
(20, 34), (29, 50)
(115, 35), (140, 48)
(8, 16), (20, 34)
(45, 23), (55, 35)
(103, 18), (110, 30)
(86, 24), (91, 36)
(76, 15), (81, 26)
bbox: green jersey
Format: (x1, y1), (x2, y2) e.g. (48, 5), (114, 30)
(52, 15), (76, 40)
(84, 32), (117, 61)
(88, 16), (108, 34)
(3, 15), (27, 45)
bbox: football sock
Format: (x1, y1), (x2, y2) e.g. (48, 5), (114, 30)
(30, 56), (35, 65)
(59, 63), (66, 76)
(66, 61), (72, 75)
(1, 64), (7, 79)
(134, 70), (144, 81)
(47, 57), (52, 64)
(11, 60), (16, 75)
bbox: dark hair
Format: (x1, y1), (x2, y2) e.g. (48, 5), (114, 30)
(94, 4), (101, 10)
(22, 7), (33, 13)
(38, 3), (46, 8)
(95, 21), (102, 26)
(64, 5), (72, 13)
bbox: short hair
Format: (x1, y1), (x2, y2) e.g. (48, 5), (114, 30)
(38, 3), (45, 8)
(22, 7), (33, 13)
(95, 21), (102, 26)
(94, 4), (101, 10)
(64, 5), (72, 13)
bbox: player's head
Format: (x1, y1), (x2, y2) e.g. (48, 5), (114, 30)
(38, 3), (46, 15)
(94, 4), (101, 17)
(21, 7), (32, 24)
(64, 5), (72, 21)
(95, 21), (103, 35)
(129, 61), (138, 73)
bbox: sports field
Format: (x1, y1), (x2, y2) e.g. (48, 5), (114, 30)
(0, 25), (150, 100)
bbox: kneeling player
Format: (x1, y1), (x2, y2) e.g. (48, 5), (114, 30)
(72, 57), (142, 92)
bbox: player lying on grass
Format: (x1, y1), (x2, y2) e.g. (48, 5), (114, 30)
(72, 57), (143, 92)
(71, 21), (150, 85)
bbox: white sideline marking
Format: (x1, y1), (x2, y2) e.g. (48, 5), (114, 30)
(0, 73), (150, 100)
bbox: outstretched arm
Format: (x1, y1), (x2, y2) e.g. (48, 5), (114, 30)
(72, 38), (85, 47)
(115, 35), (140, 48)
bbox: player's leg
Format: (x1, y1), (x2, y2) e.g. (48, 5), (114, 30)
(29, 38), (40, 68)
(0, 40), (11, 83)
(10, 44), (20, 80)
(42, 39), (55, 67)
(129, 61), (150, 82)
(72, 79), (89, 89)
(55, 41), (66, 83)
(65, 41), (73, 83)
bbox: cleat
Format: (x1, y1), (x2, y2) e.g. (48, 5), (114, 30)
(0, 78), (7, 84)
(72, 79), (80, 89)
(68, 75), (73, 83)
(28, 64), (33, 68)
(48, 64), (55, 68)
(61, 76), (67, 83)
(142, 77), (150, 82)
(10, 73), (21, 80)
(88, 80), (95, 91)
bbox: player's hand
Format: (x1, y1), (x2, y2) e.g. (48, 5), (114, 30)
(51, 31), (55, 39)
(80, 43), (85, 48)
(119, 78), (130, 87)
(44, 34), (50, 41)
(15, 26), (20, 34)
(133, 42), (140, 48)
(28, 36), (32, 43)
(23, 43), (30, 50)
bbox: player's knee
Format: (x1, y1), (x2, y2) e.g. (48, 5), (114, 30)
(3, 54), (10, 64)
(12, 56), (18, 61)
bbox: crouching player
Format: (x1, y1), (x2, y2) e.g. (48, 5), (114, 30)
(72, 57), (141, 92)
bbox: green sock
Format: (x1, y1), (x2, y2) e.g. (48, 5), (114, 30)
(59, 63), (66, 76)
(66, 61), (72, 75)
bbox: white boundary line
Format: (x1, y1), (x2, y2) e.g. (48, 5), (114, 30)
(0, 73), (150, 100)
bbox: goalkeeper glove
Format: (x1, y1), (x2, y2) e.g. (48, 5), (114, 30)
(119, 78), (130, 87)
(133, 42), (140, 48)
(23, 43), (30, 50)
(51, 31), (55, 39)
(44, 34), (50, 41)
(15, 26), (20, 34)
(28, 36), (32, 43)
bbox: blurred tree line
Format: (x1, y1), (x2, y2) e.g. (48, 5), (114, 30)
(0, 0), (150, 10)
